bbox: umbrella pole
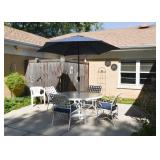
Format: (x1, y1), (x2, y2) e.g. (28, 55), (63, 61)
(78, 44), (80, 93)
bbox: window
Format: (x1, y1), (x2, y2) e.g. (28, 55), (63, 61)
(120, 60), (156, 86)
(140, 61), (156, 84)
(121, 61), (136, 84)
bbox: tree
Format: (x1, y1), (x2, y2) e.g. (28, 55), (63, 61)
(132, 63), (156, 135)
(5, 22), (102, 38)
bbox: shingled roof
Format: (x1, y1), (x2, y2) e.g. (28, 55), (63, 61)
(4, 26), (48, 47)
(50, 25), (156, 48)
(4, 25), (156, 48)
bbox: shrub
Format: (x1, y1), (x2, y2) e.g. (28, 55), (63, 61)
(5, 72), (26, 97)
(132, 121), (156, 136)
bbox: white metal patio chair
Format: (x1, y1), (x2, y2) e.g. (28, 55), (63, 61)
(50, 94), (86, 131)
(96, 93), (121, 120)
(45, 86), (58, 107)
(88, 85), (102, 93)
(30, 86), (45, 107)
(84, 85), (102, 109)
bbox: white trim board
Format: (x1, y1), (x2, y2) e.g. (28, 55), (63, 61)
(4, 44), (60, 59)
(117, 60), (156, 90)
(4, 44), (44, 58)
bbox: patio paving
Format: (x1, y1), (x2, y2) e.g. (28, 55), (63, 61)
(4, 103), (143, 136)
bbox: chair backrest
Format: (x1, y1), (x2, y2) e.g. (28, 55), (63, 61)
(49, 94), (69, 106)
(111, 93), (121, 106)
(30, 86), (45, 97)
(45, 86), (57, 96)
(88, 85), (102, 93)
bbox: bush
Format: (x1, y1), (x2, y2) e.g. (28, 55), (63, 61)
(5, 72), (26, 97)
(132, 121), (156, 136)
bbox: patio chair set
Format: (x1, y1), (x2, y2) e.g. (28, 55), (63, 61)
(30, 34), (120, 131)
(28, 34), (120, 131)
(30, 86), (120, 130)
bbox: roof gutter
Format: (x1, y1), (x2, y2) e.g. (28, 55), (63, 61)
(111, 45), (156, 52)
(4, 38), (42, 50)
(119, 44), (155, 49)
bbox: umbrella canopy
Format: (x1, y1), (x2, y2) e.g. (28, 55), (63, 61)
(39, 35), (118, 55)
(38, 35), (119, 92)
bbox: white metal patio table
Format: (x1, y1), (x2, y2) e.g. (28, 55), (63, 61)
(60, 91), (103, 117)
(60, 91), (102, 102)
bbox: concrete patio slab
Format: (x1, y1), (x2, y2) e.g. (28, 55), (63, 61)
(4, 104), (52, 126)
(4, 126), (28, 136)
(5, 110), (69, 136)
(64, 115), (140, 136)
(4, 103), (142, 136)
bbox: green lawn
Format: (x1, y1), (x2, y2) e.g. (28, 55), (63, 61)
(4, 95), (135, 114)
(102, 96), (135, 104)
(4, 96), (37, 114)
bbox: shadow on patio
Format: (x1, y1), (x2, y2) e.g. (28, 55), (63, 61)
(4, 104), (142, 136)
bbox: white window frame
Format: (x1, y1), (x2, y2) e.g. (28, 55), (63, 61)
(118, 60), (144, 89)
(118, 60), (155, 89)
(136, 61), (140, 85)
(139, 60), (156, 85)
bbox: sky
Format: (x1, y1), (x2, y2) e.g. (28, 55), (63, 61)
(102, 22), (155, 29)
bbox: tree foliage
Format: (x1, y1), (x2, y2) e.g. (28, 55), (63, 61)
(5, 22), (102, 38)
(133, 63), (156, 135)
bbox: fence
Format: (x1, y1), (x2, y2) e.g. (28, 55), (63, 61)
(25, 59), (89, 92)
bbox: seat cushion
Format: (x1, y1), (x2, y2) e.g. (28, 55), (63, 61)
(53, 105), (77, 113)
(99, 102), (117, 111)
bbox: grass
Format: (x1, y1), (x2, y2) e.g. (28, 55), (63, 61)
(102, 96), (135, 104)
(4, 95), (135, 114)
(4, 96), (39, 114)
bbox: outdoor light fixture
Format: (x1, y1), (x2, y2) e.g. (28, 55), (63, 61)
(60, 56), (65, 63)
(84, 58), (87, 63)
(35, 58), (40, 63)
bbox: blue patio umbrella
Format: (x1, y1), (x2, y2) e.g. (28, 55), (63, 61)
(38, 35), (118, 92)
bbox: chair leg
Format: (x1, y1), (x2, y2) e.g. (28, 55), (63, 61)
(47, 101), (50, 110)
(51, 112), (54, 126)
(68, 113), (71, 131)
(94, 101), (98, 115)
(110, 110), (113, 120)
(78, 106), (82, 120)
(84, 112), (87, 124)
(31, 97), (34, 107)
(96, 108), (99, 117)
(44, 95), (45, 106)
(82, 109), (87, 124)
